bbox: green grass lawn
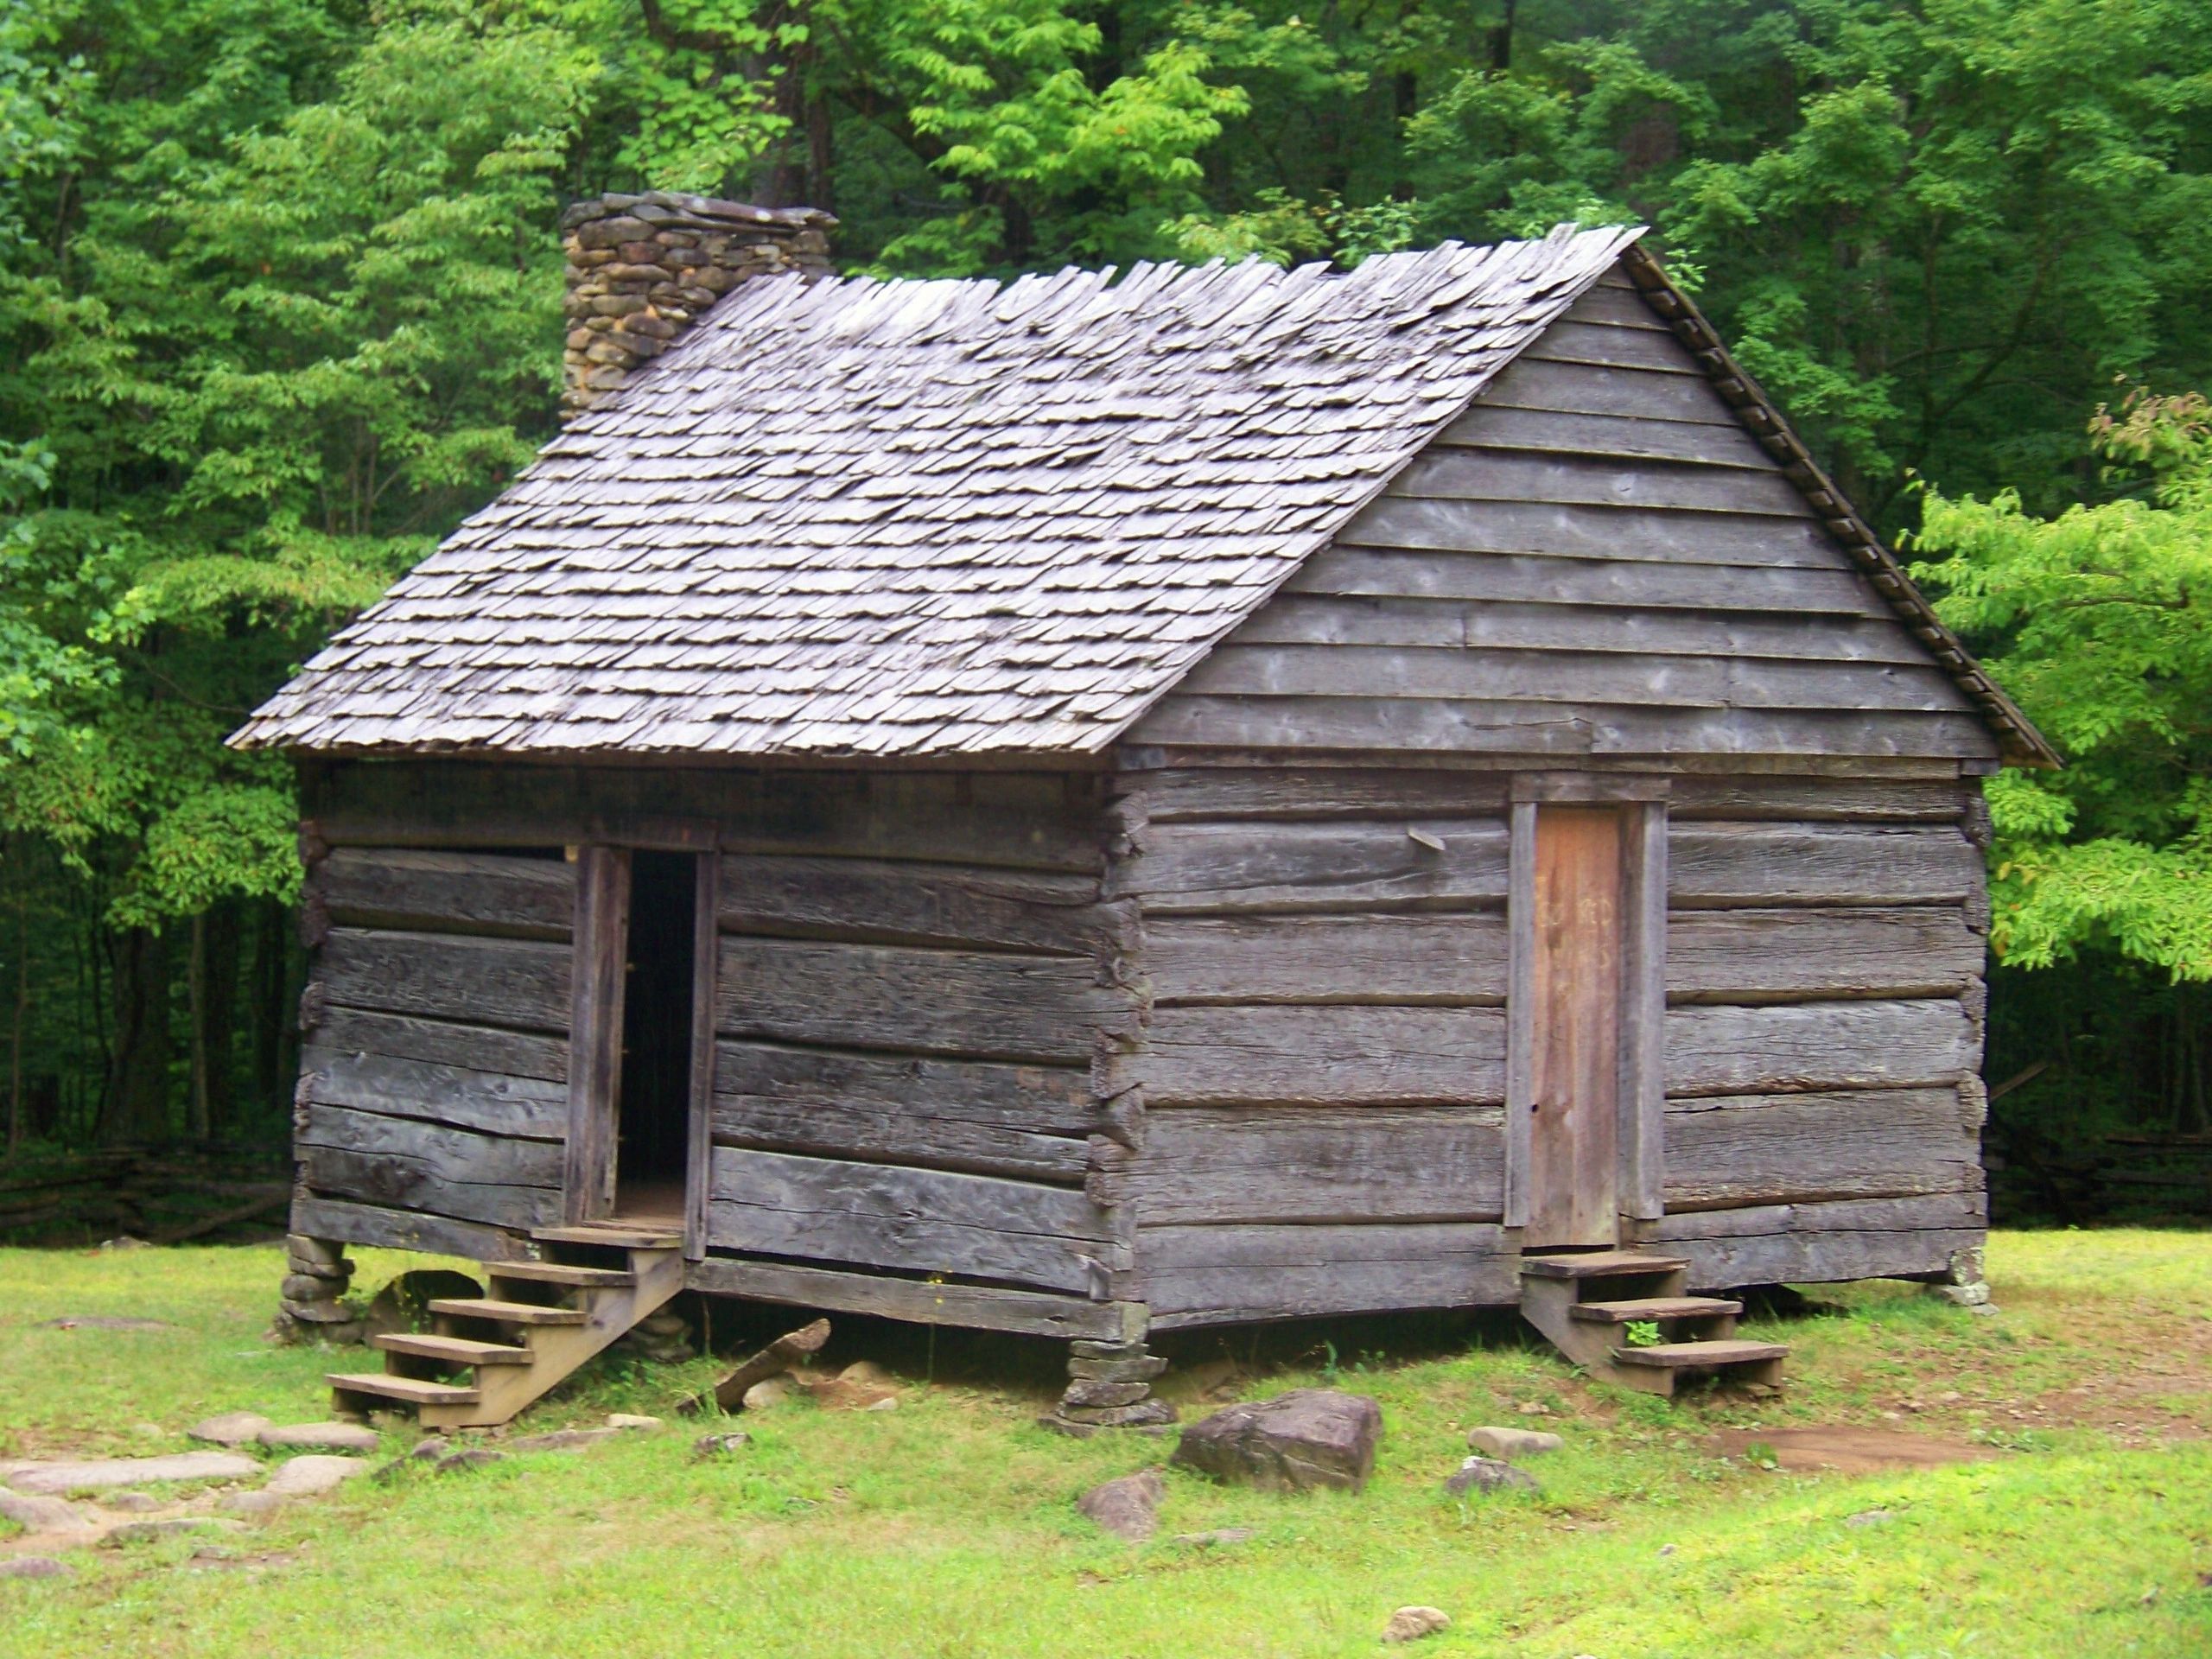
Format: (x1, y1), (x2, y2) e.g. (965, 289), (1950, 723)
(2, 1230), (2209, 1658)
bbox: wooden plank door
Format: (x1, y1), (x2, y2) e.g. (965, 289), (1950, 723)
(1523, 805), (1625, 1248)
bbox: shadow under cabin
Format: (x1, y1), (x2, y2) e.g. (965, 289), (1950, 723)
(232, 194), (2053, 1430)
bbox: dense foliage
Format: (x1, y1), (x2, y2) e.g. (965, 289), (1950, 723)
(3, 0), (2209, 1174)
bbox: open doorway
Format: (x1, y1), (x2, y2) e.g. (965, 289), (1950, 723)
(615, 850), (698, 1222)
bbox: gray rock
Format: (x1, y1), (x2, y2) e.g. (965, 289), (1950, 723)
(1444, 1456), (1541, 1497)
(741, 1376), (798, 1411)
(0, 1555), (70, 1579)
(1169, 1527), (1256, 1548)
(1383, 1607), (1452, 1644)
(10, 1452), (257, 1495)
(1845, 1508), (1897, 1529)
(410, 1437), (451, 1462)
(257, 1421), (379, 1453)
(100, 1491), (163, 1514)
(1077, 1470), (1165, 1542)
(1465, 1425), (1563, 1459)
(1061, 1378), (1154, 1411)
(693, 1433), (751, 1459)
(435, 1448), (505, 1474)
(0, 1491), (94, 1533)
(224, 1491), (285, 1516)
(104, 1517), (247, 1547)
(264, 1456), (368, 1498)
(188, 1413), (274, 1447)
(507, 1429), (619, 1452)
(1171, 1389), (1382, 1494)
(606, 1414), (662, 1431)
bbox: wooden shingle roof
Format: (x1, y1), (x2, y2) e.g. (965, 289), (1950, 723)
(233, 226), (1648, 758)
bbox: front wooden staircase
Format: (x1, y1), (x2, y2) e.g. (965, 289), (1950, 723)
(1518, 1249), (1788, 1397)
(328, 1221), (684, 1430)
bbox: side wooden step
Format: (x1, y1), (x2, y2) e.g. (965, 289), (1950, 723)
(429, 1297), (588, 1326)
(486, 1261), (636, 1289)
(1570, 1296), (1743, 1324)
(328, 1371), (480, 1407)
(531, 1224), (681, 1249)
(1612, 1339), (1789, 1370)
(1522, 1250), (1690, 1280)
(374, 1332), (532, 1367)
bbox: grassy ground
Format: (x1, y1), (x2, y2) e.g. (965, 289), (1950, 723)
(1, 1230), (2209, 1658)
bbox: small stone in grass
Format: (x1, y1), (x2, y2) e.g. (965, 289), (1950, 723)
(410, 1437), (450, 1462)
(187, 1413), (273, 1447)
(1515, 1401), (1553, 1416)
(1465, 1426), (1563, 1459)
(742, 1376), (798, 1411)
(257, 1422), (379, 1454)
(1382, 1606), (1451, 1643)
(100, 1491), (163, 1514)
(606, 1414), (662, 1431)
(0, 1492), (94, 1533)
(1170, 1528), (1255, 1548)
(104, 1517), (246, 1547)
(692, 1432), (751, 1459)
(1444, 1456), (1541, 1497)
(1076, 1471), (1165, 1542)
(508, 1429), (618, 1452)
(264, 1456), (368, 1499)
(1845, 1509), (1896, 1529)
(434, 1448), (505, 1475)
(0, 1556), (70, 1580)
(225, 1491), (284, 1516)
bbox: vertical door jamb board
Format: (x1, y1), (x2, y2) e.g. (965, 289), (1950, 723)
(683, 852), (720, 1262)
(563, 844), (632, 1224)
(1618, 800), (1669, 1222)
(1503, 798), (1539, 1231)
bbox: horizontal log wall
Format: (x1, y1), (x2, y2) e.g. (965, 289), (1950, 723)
(293, 847), (578, 1253)
(1130, 276), (1997, 766)
(1110, 766), (1513, 1323)
(700, 775), (1141, 1301)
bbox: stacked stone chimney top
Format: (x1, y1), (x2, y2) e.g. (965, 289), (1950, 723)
(562, 190), (835, 416)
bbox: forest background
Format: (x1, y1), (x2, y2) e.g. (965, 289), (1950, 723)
(2, 0), (2209, 1215)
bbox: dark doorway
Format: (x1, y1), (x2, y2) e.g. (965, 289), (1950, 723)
(616, 850), (698, 1221)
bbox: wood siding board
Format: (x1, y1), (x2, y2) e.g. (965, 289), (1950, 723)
(563, 846), (631, 1223)
(715, 937), (1134, 1062)
(298, 1146), (561, 1230)
(715, 1040), (1099, 1137)
(1668, 776), (1973, 823)
(1389, 448), (1813, 518)
(686, 851), (719, 1262)
(1476, 357), (1745, 425)
(297, 1102), (563, 1189)
(1620, 802), (1669, 1221)
(314, 848), (575, 940)
(1669, 823), (1983, 906)
(1135, 1005), (1507, 1107)
(311, 1007), (568, 1085)
(1291, 548), (1893, 615)
(1343, 497), (1840, 567)
(299, 1045), (568, 1140)
(1524, 317), (1713, 373)
(1436, 404), (1774, 468)
(289, 1194), (534, 1263)
(685, 1255), (1128, 1338)
(1129, 1105), (1506, 1224)
(1666, 999), (1980, 1096)
(1231, 597), (1934, 664)
(1146, 912), (1509, 1006)
(709, 1094), (1090, 1182)
(706, 1146), (1115, 1294)
(1140, 1221), (1518, 1325)
(716, 854), (1122, 957)
(1112, 817), (1509, 912)
(317, 928), (571, 1032)
(1650, 1192), (1986, 1290)
(1134, 696), (1998, 761)
(1503, 799), (1538, 1229)
(1179, 644), (1974, 715)
(1666, 906), (1986, 1002)
(1663, 1089), (1980, 1210)
(1117, 766), (1511, 823)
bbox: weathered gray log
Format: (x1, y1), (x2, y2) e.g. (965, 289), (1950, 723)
(1146, 912), (1508, 1006)
(310, 1007), (568, 1084)
(1525, 315), (1712, 373)
(1436, 401), (1772, 467)
(299, 1046), (568, 1140)
(700, 1317), (830, 1412)
(1294, 543), (1895, 616)
(1128, 1104), (1504, 1224)
(715, 1040), (1100, 1135)
(1669, 775), (1970, 823)
(1651, 1192), (1986, 1289)
(717, 855), (1127, 957)
(316, 928), (572, 1032)
(1128, 1006), (1506, 1107)
(312, 848), (575, 940)
(1111, 817), (1509, 912)
(296, 1146), (560, 1230)
(1342, 494), (1836, 566)
(1554, 281), (1671, 330)
(716, 938), (1135, 1062)
(684, 1255), (1135, 1340)
(296, 1103), (563, 1188)
(709, 1090), (1090, 1183)
(1389, 447), (1813, 518)
(287, 1194), (539, 1263)
(707, 1147), (1118, 1294)
(1667, 998), (1980, 1096)
(1139, 1221), (1517, 1326)
(1477, 354), (1742, 424)
(1669, 823), (1982, 906)
(1662, 1089), (1981, 1209)
(1665, 907), (1985, 1001)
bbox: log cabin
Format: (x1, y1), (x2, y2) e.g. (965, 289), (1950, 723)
(231, 194), (2056, 1427)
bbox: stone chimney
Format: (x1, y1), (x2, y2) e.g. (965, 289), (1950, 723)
(561, 191), (835, 417)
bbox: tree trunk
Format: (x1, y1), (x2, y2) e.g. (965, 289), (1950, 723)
(188, 911), (210, 1141)
(251, 899), (288, 1115)
(103, 925), (175, 1145)
(6, 879), (26, 1160)
(200, 901), (238, 1141)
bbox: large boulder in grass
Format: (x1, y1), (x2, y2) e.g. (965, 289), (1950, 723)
(1170, 1389), (1382, 1493)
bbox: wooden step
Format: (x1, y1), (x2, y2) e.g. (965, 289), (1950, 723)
(1570, 1296), (1743, 1324)
(373, 1332), (532, 1367)
(531, 1224), (681, 1249)
(1611, 1339), (1789, 1370)
(486, 1261), (636, 1288)
(1521, 1250), (1689, 1280)
(429, 1297), (588, 1326)
(327, 1371), (480, 1406)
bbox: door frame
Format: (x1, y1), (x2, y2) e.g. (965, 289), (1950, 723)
(561, 826), (722, 1260)
(1502, 773), (1669, 1237)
